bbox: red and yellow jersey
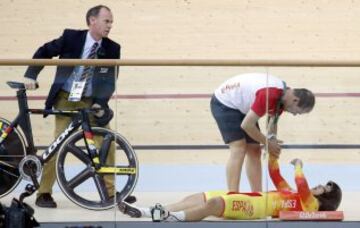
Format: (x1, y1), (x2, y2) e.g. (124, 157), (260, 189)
(268, 155), (319, 215)
(204, 156), (319, 220)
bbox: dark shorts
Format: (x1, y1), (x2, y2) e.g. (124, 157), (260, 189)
(210, 95), (259, 144)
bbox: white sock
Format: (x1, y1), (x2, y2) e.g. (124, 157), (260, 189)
(138, 207), (152, 218)
(168, 211), (186, 221)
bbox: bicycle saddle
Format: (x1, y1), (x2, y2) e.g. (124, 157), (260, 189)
(7, 81), (25, 89)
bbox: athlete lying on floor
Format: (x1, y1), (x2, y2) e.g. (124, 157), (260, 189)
(119, 156), (342, 222)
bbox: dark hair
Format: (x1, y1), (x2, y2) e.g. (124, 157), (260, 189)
(86, 5), (111, 25)
(293, 88), (315, 111)
(314, 181), (342, 211)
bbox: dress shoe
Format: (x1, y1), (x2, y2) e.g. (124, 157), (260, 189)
(35, 193), (57, 208)
(110, 193), (137, 204)
(124, 195), (137, 204)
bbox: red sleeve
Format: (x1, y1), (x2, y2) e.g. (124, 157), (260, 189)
(268, 156), (292, 191)
(294, 165), (319, 211)
(251, 88), (283, 117)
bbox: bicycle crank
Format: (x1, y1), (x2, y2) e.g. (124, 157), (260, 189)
(18, 155), (42, 181)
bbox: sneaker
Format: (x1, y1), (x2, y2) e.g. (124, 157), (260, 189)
(151, 203), (168, 222)
(151, 204), (181, 222)
(118, 201), (142, 218)
(35, 193), (57, 208)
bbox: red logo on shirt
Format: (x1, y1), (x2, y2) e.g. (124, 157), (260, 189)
(232, 200), (254, 216)
(280, 199), (297, 209)
(221, 82), (240, 93)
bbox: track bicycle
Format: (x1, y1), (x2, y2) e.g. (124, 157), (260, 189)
(0, 81), (138, 210)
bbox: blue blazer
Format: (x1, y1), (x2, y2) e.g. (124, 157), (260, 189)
(24, 29), (121, 110)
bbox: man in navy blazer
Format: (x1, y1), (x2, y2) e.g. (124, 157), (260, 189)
(24, 20), (119, 111)
(23, 5), (136, 208)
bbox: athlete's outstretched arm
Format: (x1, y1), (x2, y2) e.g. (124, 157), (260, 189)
(268, 155), (292, 191)
(291, 159), (319, 211)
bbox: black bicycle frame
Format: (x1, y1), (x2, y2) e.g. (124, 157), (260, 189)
(2, 87), (94, 164)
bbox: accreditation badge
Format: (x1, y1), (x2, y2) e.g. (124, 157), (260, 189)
(68, 81), (86, 102)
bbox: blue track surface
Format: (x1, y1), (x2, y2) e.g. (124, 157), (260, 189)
(11, 163), (360, 193)
(136, 164), (359, 192)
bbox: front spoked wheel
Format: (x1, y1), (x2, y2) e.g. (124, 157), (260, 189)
(56, 127), (138, 210)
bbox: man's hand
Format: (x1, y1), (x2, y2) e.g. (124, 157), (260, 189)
(92, 103), (114, 127)
(91, 103), (105, 117)
(23, 77), (38, 90)
(290, 158), (303, 168)
(268, 138), (283, 158)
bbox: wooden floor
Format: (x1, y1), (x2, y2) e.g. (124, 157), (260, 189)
(0, 68), (360, 222)
(0, 0), (360, 225)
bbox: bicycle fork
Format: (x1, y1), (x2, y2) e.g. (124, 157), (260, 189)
(83, 130), (136, 176)
(83, 130), (101, 169)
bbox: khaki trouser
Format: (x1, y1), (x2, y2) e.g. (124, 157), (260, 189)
(37, 91), (115, 197)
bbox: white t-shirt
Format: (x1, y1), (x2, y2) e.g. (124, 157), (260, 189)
(214, 73), (285, 116)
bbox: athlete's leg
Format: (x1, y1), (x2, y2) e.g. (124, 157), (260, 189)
(245, 143), (262, 191)
(181, 197), (224, 221)
(165, 193), (206, 212)
(152, 196), (224, 222)
(227, 139), (247, 192)
(119, 193), (206, 219)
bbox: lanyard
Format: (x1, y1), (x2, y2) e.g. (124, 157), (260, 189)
(273, 81), (287, 125)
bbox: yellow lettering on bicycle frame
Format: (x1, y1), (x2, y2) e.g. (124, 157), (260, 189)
(1, 132), (8, 139)
(97, 167), (136, 175)
(92, 157), (100, 164)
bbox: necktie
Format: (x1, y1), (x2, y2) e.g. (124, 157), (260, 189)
(80, 42), (99, 96)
